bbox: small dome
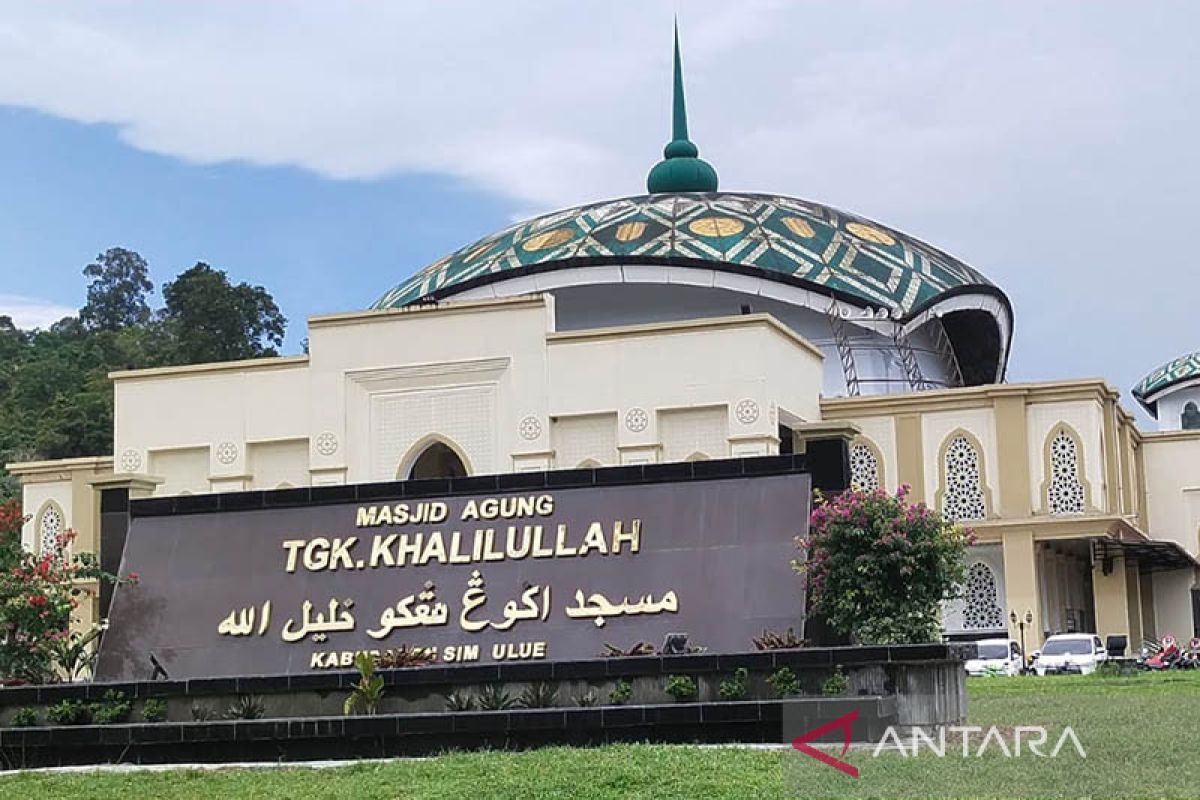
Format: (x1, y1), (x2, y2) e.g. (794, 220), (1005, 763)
(1133, 350), (1200, 416)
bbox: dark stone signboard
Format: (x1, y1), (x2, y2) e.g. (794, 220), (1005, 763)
(95, 470), (810, 681)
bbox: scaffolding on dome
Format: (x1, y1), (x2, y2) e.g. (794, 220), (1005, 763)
(826, 302), (963, 396)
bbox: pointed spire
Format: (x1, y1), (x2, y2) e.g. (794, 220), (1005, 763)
(671, 21), (689, 144)
(647, 20), (718, 194)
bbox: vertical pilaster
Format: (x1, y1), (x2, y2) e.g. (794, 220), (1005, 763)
(894, 413), (925, 503)
(1125, 563), (1143, 646)
(992, 393), (1032, 518)
(1002, 529), (1044, 649)
(1140, 574), (1157, 641)
(1101, 398), (1121, 513)
(1092, 555), (1131, 642)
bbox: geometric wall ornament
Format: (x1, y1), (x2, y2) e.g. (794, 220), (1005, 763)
(962, 561), (1005, 630)
(849, 441), (881, 492)
(518, 415), (542, 441)
(119, 449), (142, 473)
(734, 399), (760, 425)
(215, 441), (239, 466)
(1045, 427), (1086, 516)
(314, 432), (339, 457)
(624, 407), (649, 433)
(38, 502), (63, 557)
(940, 433), (988, 522)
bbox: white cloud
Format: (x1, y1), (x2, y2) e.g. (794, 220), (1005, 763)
(0, 1), (1196, 407)
(0, 294), (76, 330)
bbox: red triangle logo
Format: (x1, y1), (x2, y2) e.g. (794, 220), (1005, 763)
(790, 708), (860, 778)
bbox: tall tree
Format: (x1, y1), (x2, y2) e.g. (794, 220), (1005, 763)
(160, 263), (286, 364)
(80, 248), (154, 331)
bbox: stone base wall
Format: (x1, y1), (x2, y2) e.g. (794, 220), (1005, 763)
(0, 644), (971, 766)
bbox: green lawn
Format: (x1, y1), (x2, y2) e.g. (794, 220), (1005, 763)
(4, 672), (1199, 799)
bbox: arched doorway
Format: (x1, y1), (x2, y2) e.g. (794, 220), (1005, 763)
(406, 441), (469, 479)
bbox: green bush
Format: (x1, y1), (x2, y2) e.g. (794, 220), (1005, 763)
(142, 698), (168, 722)
(795, 486), (971, 644)
(718, 667), (749, 701)
(223, 695), (266, 720)
(190, 704), (217, 721)
(664, 674), (697, 702)
(476, 684), (516, 711)
(46, 699), (92, 726)
(608, 679), (632, 705)
(343, 651), (384, 716)
(516, 682), (559, 709)
(12, 707), (38, 727)
(822, 667), (849, 697)
(442, 691), (475, 712)
(767, 667), (801, 697)
(91, 690), (132, 724)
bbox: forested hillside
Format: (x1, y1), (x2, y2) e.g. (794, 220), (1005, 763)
(0, 248), (287, 500)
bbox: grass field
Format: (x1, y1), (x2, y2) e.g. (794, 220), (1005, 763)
(3, 671), (1199, 799)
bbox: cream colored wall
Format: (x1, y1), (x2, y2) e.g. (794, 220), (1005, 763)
(942, 544), (1007, 633)
(551, 413), (618, 468)
(114, 359), (310, 494)
(148, 447), (210, 496)
(659, 406), (729, 462)
(922, 407), (999, 517)
(845, 416), (897, 490)
(110, 298), (827, 491)
(546, 315), (822, 463)
(1152, 570), (1196, 640)
(1025, 399), (1105, 514)
(822, 382), (1197, 643)
(21, 480), (72, 554)
(8, 458), (113, 636)
(314, 298), (553, 482)
(1142, 431), (1200, 555)
(248, 439), (310, 489)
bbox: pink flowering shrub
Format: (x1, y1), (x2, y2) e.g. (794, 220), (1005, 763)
(0, 501), (135, 683)
(793, 485), (973, 644)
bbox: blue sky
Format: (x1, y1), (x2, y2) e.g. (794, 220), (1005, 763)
(0, 106), (512, 344)
(1, 1), (1198, 420)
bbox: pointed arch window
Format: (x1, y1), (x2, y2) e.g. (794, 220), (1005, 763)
(36, 502), (64, 557)
(963, 562), (1004, 630)
(849, 440), (882, 492)
(1045, 426), (1087, 515)
(940, 433), (988, 522)
(403, 440), (469, 480)
(1183, 401), (1200, 430)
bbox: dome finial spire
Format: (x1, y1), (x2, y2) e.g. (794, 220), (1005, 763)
(671, 19), (689, 143)
(647, 19), (719, 194)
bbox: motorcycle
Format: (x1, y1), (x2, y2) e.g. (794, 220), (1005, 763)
(1142, 634), (1181, 670)
(1136, 638), (1162, 668)
(1179, 637), (1200, 670)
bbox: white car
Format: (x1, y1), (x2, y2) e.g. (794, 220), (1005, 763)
(1032, 634), (1108, 676)
(965, 638), (1024, 676)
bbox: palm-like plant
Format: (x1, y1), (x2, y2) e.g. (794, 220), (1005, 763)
(344, 652), (385, 715)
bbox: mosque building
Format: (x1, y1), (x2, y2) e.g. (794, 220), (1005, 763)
(10, 34), (1199, 653)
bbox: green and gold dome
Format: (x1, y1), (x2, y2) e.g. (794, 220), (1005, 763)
(372, 26), (1012, 388)
(1133, 351), (1200, 417)
(372, 191), (1002, 322)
